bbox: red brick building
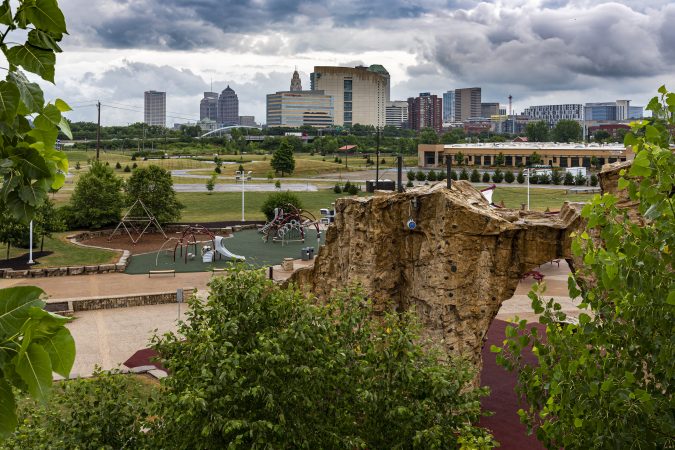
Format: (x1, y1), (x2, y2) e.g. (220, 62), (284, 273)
(407, 93), (443, 132)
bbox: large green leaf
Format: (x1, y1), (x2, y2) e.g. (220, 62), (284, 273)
(27, 29), (63, 52)
(5, 44), (56, 83)
(41, 103), (61, 125)
(22, 0), (68, 35)
(58, 116), (72, 139)
(7, 71), (45, 114)
(15, 343), (52, 401)
(40, 327), (75, 377)
(0, 378), (18, 438)
(12, 147), (51, 178)
(18, 184), (40, 206)
(0, 286), (45, 338)
(28, 126), (59, 148)
(0, 0), (11, 26)
(5, 191), (36, 221)
(0, 80), (20, 120)
(55, 98), (71, 112)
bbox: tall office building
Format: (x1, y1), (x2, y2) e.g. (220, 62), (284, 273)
(238, 116), (257, 127)
(481, 102), (499, 118)
(218, 86), (239, 126)
(442, 91), (455, 122)
(584, 100), (631, 121)
(199, 92), (218, 121)
(386, 101), (409, 128)
(524, 104), (583, 127)
(290, 69), (302, 91)
(267, 90), (334, 128)
(454, 87), (481, 122)
(628, 106), (644, 119)
(407, 93), (443, 132)
(310, 65), (388, 127)
(144, 90), (166, 127)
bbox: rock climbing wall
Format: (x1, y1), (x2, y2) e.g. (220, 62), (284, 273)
(290, 181), (582, 371)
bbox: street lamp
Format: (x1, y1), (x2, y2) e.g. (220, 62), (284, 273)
(526, 166), (531, 211)
(235, 170), (252, 222)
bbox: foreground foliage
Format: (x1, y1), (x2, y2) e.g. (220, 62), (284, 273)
(150, 267), (494, 448)
(496, 86), (675, 448)
(1, 370), (155, 449)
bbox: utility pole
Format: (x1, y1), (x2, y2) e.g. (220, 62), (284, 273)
(96, 100), (101, 160)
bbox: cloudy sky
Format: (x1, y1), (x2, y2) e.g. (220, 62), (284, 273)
(45, 0), (675, 126)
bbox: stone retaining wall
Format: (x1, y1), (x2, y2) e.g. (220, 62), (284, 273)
(0, 223), (260, 279)
(45, 288), (196, 314)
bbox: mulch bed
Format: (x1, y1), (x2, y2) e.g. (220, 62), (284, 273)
(0, 251), (53, 270)
(81, 230), (218, 255)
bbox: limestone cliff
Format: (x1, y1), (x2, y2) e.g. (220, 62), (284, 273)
(290, 181), (583, 369)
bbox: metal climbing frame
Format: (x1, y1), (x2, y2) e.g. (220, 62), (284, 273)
(109, 199), (167, 244)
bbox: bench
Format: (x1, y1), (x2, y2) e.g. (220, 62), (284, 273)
(522, 270), (545, 282)
(211, 268), (226, 276)
(148, 269), (175, 278)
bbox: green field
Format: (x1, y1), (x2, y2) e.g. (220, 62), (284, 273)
(492, 186), (594, 211)
(3, 232), (119, 267)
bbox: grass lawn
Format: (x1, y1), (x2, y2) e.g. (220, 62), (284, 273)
(3, 232), (119, 267)
(178, 190), (354, 222)
(492, 186), (594, 211)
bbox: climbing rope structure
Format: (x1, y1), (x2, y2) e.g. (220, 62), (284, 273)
(108, 199), (167, 244)
(260, 203), (320, 245)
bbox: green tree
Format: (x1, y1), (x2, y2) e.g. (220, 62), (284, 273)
(492, 168), (504, 183)
(574, 172), (586, 186)
(552, 119), (582, 143)
(517, 170), (525, 184)
(426, 169), (437, 181)
(504, 170), (515, 183)
(470, 169), (480, 182)
(206, 174), (217, 194)
(593, 130), (610, 142)
(494, 152), (505, 166)
(34, 198), (65, 252)
(415, 170), (427, 182)
(551, 169), (562, 185)
(563, 171), (575, 185)
(419, 127), (439, 144)
(590, 174), (598, 187)
(530, 151), (542, 165)
(125, 165), (183, 224)
(271, 139), (296, 176)
(459, 167), (469, 180)
(65, 162), (124, 229)
(261, 191), (303, 220)
(526, 121), (549, 142)
(482, 171), (491, 183)
(406, 170), (416, 181)
(450, 170), (458, 181)
(454, 152), (465, 165)
(496, 86), (675, 449)
(150, 268), (494, 449)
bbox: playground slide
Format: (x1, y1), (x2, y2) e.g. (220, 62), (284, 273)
(214, 236), (245, 261)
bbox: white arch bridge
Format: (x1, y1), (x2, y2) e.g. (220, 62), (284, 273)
(200, 125), (263, 138)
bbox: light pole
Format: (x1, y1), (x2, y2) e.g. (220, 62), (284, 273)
(27, 220), (34, 265)
(236, 170), (252, 222)
(375, 127), (381, 190)
(527, 166), (530, 211)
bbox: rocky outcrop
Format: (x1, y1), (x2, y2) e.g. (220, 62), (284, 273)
(290, 181), (583, 370)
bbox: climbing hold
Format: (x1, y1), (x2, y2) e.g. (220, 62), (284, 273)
(406, 219), (416, 230)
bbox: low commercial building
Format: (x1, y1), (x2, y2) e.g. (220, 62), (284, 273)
(266, 90), (334, 127)
(418, 142), (630, 168)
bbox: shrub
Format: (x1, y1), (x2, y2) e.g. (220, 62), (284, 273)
(517, 170), (525, 184)
(492, 169), (504, 183)
(415, 170), (426, 182)
(406, 180), (414, 187)
(347, 183), (360, 195)
(437, 170), (447, 181)
(427, 170), (437, 181)
(123, 165), (131, 172)
(275, 180), (281, 189)
(481, 172), (490, 183)
(574, 173), (587, 186)
(459, 168), (469, 180)
(563, 172), (575, 185)
(450, 170), (458, 181)
(214, 166), (222, 174)
(470, 169), (480, 182)
(590, 174), (598, 187)
(115, 161), (122, 169)
(131, 155), (137, 161)
(261, 191), (303, 220)
(150, 268), (493, 449)
(333, 184), (342, 194)
(344, 180), (352, 192)
(551, 169), (562, 185)
(529, 174), (540, 184)
(125, 165), (183, 223)
(75, 161), (81, 170)
(66, 162), (124, 229)
(132, 163), (138, 169)
(504, 170), (515, 183)
(407, 170), (416, 181)
(538, 172), (551, 184)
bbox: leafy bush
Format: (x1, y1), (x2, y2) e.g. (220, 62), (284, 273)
(427, 170), (437, 181)
(333, 184), (342, 193)
(415, 170), (427, 182)
(574, 173), (587, 186)
(66, 162), (124, 229)
(482, 172), (491, 183)
(529, 174), (539, 184)
(563, 171), (575, 185)
(407, 170), (416, 181)
(406, 180), (414, 187)
(123, 165), (131, 173)
(517, 170), (525, 184)
(437, 170), (447, 181)
(450, 170), (458, 181)
(3, 370), (155, 449)
(492, 169), (504, 183)
(551, 169), (562, 185)
(347, 183), (360, 195)
(504, 170), (515, 183)
(590, 174), (598, 186)
(214, 166), (222, 174)
(538, 172), (551, 184)
(125, 166), (183, 224)
(261, 191), (303, 220)
(150, 268), (494, 449)
(115, 161), (122, 169)
(470, 169), (480, 182)
(459, 168), (469, 180)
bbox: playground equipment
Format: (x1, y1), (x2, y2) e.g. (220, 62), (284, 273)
(480, 184), (501, 207)
(109, 199), (167, 244)
(260, 204), (321, 246)
(155, 225), (244, 265)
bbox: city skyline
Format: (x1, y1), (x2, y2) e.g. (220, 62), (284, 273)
(48, 0), (675, 126)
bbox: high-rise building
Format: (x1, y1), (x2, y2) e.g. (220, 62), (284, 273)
(290, 69), (302, 91)
(266, 90), (334, 128)
(584, 100), (635, 122)
(310, 65), (388, 127)
(454, 87), (481, 122)
(199, 92), (218, 121)
(218, 86), (239, 126)
(480, 102), (499, 118)
(442, 91), (455, 122)
(524, 104), (583, 127)
(144, 90), (166, 127)
(386, 101), (409, 128)
(407, 93), (443, 132)
(628, 106), (644, 119)
(238, 116), (257, 127)
(615, 100), (630, 120)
